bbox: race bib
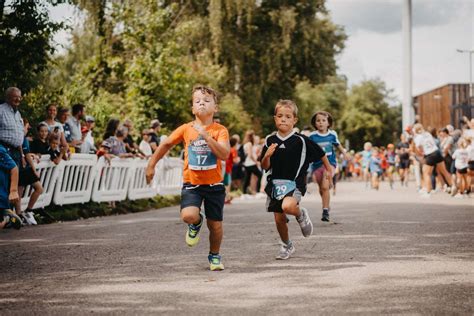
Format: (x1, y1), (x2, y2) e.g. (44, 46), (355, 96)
(188, 136), (217, 170)
(272, 179), (296, 200)
(318, 142), (333, 156)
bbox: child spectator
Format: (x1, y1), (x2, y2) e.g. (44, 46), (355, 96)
(30, 123), (50, 155)
(47, 134), (68, 165)
(16, 119), (43, 225)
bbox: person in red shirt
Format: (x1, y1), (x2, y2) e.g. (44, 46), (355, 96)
(224, 137), (240, 204)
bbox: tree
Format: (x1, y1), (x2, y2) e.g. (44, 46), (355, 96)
(0, 1), (64, 97)
(340, 79), (401, 150)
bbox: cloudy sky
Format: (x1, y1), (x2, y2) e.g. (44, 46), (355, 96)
(326, 0), (474, 98)
(49, 0), (473, 100)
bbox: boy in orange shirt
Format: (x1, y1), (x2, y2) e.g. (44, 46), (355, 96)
(146, 85), (230, 271)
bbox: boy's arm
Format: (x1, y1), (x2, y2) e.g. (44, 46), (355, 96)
(261, 143), (277, 170)
(9, 166), (19, 204)
(146, 138), (174, 183)
(204, 136), (230, 160)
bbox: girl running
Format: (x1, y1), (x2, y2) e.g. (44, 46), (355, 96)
(309, 111), (348, 222)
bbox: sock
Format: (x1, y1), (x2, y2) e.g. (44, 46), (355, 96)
(283, 239), (293, 247)
(209, 252), (219, 256)
(295, 209), (303, 221)
(323, 208), (329, 213)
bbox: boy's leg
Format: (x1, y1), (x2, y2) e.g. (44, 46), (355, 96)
(27, 181), (44, 210)
(273, 212), (295, 260)
(282, 195), (313, 237)
(206, 219), (222, 254)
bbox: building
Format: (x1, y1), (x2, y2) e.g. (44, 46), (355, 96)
(413, 83), (473, 129)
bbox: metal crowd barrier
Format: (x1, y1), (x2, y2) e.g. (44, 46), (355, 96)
(19, 154), (184, 211)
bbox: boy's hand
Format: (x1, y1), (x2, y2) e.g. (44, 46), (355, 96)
(264, 143), (278, 158)
(193, 123), (210, 141)
(146, 166), (155, 184)
(9, 190), (19, 204)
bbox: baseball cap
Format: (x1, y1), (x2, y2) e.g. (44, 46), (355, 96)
(150, 119), (161, 129)
(101, 140), (111, 149)
(85, 115), (95, 122)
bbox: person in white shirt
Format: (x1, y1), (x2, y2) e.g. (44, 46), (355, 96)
(139, 129), (153, 157)
(412, 123), (455, 197)
(452, 138), (470, 196)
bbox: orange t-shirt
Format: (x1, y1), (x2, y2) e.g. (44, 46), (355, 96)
(168, 122), (229, 185)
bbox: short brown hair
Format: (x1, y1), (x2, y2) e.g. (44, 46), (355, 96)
(311, 111), (333, 128)
(190, 85), (219, 106)
(274, 99), (298, 116)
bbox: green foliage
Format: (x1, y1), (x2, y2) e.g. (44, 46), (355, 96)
(295, 76), (347, 130)
(0, 0), (64, 96)
(340, 79), (402, 150)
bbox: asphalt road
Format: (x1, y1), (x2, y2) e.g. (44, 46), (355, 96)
(1, 181), (473, 315)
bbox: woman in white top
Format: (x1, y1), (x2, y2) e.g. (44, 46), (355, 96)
(139, 129), (153, 157)
(41, 103), (68, 149)
(242, 130), (262, 195)
(412, 123), (455, 196)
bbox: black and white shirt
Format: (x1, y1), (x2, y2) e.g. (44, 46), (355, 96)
(259, 131), (325, 195)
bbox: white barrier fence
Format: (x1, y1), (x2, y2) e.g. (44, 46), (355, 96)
(20, 154), (183, 211)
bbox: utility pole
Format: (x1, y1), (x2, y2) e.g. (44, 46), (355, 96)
(402, 0), (415, 128)
(456, 49), (474, 99)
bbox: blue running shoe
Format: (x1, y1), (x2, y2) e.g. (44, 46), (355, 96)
(208, 254), (224, 271)
(185, 215), (203, 247)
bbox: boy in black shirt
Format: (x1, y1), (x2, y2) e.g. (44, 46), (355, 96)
(260, 100), (332, 260)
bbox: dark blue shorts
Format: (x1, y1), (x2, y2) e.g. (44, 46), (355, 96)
(180, 183), (225, 221)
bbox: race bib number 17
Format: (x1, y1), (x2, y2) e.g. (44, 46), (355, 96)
(188, 136), (217, 170)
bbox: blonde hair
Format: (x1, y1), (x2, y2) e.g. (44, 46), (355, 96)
(274, 99), (298, 117)
(191, 85), (219, 105)
(413, 123), (424, 134)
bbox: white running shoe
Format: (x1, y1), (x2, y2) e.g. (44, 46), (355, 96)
(420, 191), (431, 198)
(297, 207), (313, 237)
(22, 211), (37, 225)
(276, 243), (295, 260)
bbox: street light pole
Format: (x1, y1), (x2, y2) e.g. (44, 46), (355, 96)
(457, 49), (474, 99)
(402, 0), (414, 129)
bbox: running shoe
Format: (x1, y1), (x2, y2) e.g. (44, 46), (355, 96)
(297, 207), (313, 237)
(185, 215), (203, 247)
(208, 254), (224, 271)
(276, 242), (295, 260)
(2, 210), (22, 230)
(23, 211), (37, 225)
(321, 209), (330, 222)
(450, 186), (458, 197)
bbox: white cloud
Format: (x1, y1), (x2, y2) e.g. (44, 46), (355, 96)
(328, 0), (474, 99)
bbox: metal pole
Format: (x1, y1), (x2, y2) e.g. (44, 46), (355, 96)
(402, 0), (414, 128)
(470, 51), (473, 99)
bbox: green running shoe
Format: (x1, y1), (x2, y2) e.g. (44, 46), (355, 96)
(208, 254), (224, 271)
(185, 215), (203, 247)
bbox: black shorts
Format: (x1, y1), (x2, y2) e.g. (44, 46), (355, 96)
(265, 188), (302, 213)
(469, 161), (474, 171)
(231, 165), (245, 180)
(180, 183), (225, 221)
(19, 167), (40, 187)
(424, 151), (443, 167)
(399, 159), (410, 169)
(457, 167), (468, 174)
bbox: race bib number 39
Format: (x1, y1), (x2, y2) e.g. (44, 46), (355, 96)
(272, 179), (296, 200)
(188, 136), (217, 170)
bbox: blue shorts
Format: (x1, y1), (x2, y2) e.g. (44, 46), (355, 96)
(180, 183), (225, 221)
